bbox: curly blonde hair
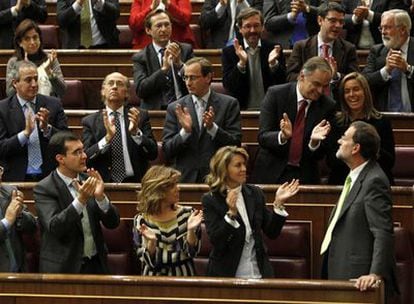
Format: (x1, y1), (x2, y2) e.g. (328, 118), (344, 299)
(137, 165), (181, 215)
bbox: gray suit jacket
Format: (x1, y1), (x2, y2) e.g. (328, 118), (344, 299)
(0, 184), (36, 272)
(132, 42), (193, 110)
(34, 171), (120, 273)
(162, 90), (242, 183)
(325, 160), (399, 296)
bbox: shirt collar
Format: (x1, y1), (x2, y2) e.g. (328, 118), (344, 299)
(17, 94), (36, 108)
(295, 84), (309, 105)
(349, 160), (369, 187)
(317, 34), (334, 49)
(153, 41), (169, 54)
(56, 168), (81, 188)
(243, 38), (261, 51)
(191, 89), (211, 105)
(106, 105), (124, 117)
(399, 37), (410, 55)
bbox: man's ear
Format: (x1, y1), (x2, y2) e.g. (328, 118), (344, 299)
(55, 154), (64, 165)
(352, 143), (361, 156)
(145, 27), (152, 36)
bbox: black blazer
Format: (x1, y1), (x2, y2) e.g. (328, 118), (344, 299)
(0, 94), (68, 181)
(201, 184), (286, 277)
(252, 82), (335, 184)
(222, 39), (286, 110)
(56, 0), (120, 48)
(81, 106), (158, 182)
(34, 171), (120, 273)
(0, 0), (47, 49)
(0, 184), (37, 272)
(132, 42), (193, 110)
(362, 38), (414, 111)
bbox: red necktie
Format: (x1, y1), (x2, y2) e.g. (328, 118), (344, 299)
(288, 100), (307, 166)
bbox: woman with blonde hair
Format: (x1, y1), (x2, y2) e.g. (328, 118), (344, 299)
(202, 146), (299, 278)
(326, 72), (395, 184)
(133, 165), (203, 276)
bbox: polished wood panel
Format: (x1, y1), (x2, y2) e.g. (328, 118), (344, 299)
(0, 273), (384, 304)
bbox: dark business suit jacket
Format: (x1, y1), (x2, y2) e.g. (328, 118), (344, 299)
(287, 35), (359, 82)
(362, 38), (414, 111)
(201, 184), (286, 277)
(0, 94), (68, 182)
(263, 0), (323, 49)
(81, 106), (158, 182)
(252, 82), (335, 184)
(324, 160), (399, 297)
(34, 171), (120, 273)
(222, 39), (286, 110)
(162, 90), (242, 183)
(0, 184), (36, 272)
(199, 0), (262, 48)
(0, 0), (47, 49)
(56, 0), (120, 48)
(342, 0), (404, 46)
(132, 42), (193, 110)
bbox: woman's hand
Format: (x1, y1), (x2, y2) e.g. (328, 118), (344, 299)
(187, 209), (203, 231)
(226, 188), (239, 216)
(273, 179), (299, 209)
(139, 223), (156, 255)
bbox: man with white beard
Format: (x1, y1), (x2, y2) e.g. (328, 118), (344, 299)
(362, 9), (414, 112)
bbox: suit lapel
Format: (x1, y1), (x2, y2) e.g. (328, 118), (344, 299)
(287, 83), (298, 124)
(10, 96), (25, 130)
(332, 39), (344, 68)
(148, 44), (161, 69)
(183, 96), (200, 135)
(307, 36), (318, 58)
(241, 185), (255, 228)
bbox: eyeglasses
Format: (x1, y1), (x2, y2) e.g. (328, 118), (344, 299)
(183, 75), (203, 81)
(324, 17), (345, 25)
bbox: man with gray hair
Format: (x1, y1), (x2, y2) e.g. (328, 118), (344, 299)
(363, 9), (414, 112)
(252, 56), (335, 184)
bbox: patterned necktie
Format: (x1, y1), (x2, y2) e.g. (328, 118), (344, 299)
(0, 206), (18, 272)
(288, 100), (307, 166)
(320, 175), (352, 254)
(80, 0), (93, 48)
(389, 68), (403, 112)
(71, 180), (95, 258)
(195, 98), (205, 129)
(24, 102), (43, 170)
(110, 112), (126, 183)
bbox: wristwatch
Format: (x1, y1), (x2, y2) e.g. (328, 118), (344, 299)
(406, 65), (413, 76)
(226, 212), (237, 220)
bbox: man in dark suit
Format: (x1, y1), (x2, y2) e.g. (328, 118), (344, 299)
(286, 2), (359, 96)
(133, 9), (194, 110)
(222, 7), (286, 110)
(162, 57), (242, 183)
(200, 0), (262, 48)
(0, 166), (36, 272)
(362, 9), (414, 112)
(82, 72), (158, 183)
(252, 56), (335, 184)
(56, 0), (120, 49)
(34, 131), (120, 274)
(0, 0), (47, 49)
(321, 121), (398, 301)
(263, 0), (322, 49)
(342, 0), (405, 49)
(0, 61), (68, 182)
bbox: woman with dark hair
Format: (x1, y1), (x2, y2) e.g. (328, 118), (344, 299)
(6, 19), (66, 98)
(326, 72), (395, 185)
(202, 146), (299, 278)
(133, 165), (203, 276)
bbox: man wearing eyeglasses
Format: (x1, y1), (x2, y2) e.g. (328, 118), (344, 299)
(362, 9), (414, 112)
(34, 131), (120, 274)
(0, 166), (37, 272)
(286, 2), (359, 98)
(81, 72), (158, 183)
(162, 57), (242, 183)
(132, 9), (194, 110)
(222, 7), (286, 110)
(0, 60), (68, 182)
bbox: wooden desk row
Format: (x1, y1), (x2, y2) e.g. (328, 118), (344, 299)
(12, 182), (414, 278)
(0, 274), (384, 304)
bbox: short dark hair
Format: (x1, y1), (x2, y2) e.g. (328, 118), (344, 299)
(48, 131), (80, 164)
(184, 57), (213, 76)
(350, 121), (380, 161)
(13, 19), (46, 61)
(318, 2), (345, 17)
(236, 7), (263, 28)
(144, 9), (170, 29)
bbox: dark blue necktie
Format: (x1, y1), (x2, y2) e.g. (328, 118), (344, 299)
(388, 68), (403, 112)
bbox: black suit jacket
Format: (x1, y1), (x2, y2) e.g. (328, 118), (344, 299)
(34, 170), (120, 273)
(362, 38), (414, 111)
(324, 160), (399, 297)
(222, 39), (286, 110)
(56, 0), (120, 48)
(162, 90), (242, 183)
(0, 184), (36, 272)
(0, 94), (68, 181)
(252, 82), (335, 184)
(202, 184), (285, 277)
(132, 42), (193, 110)
(81, 106), (158, 182)
(0, 0), (47, 49)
